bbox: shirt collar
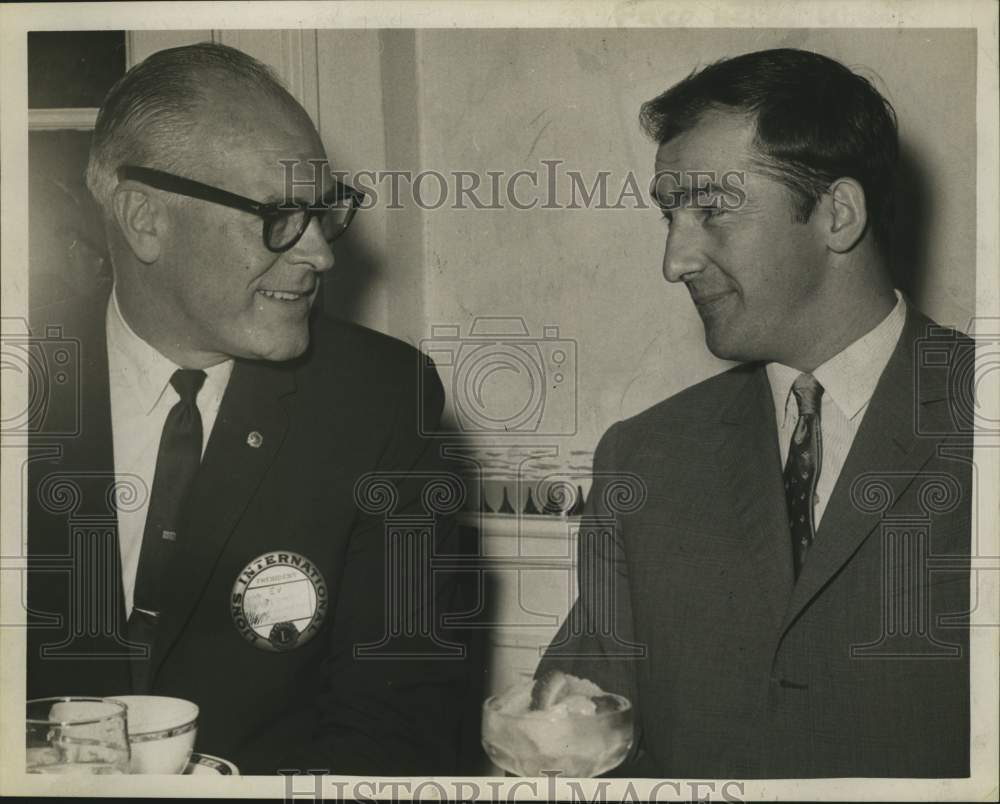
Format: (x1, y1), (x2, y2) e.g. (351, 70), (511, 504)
(765, 361), (802, 427)
(766, 289), (907, 425)
(106, 286), (235, 415)
(106, 287), (181, 415)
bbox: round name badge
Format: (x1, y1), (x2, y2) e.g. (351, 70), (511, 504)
(230, 551), (328, 652)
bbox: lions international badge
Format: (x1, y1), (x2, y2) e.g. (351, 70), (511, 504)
(231, 551), (328, 652)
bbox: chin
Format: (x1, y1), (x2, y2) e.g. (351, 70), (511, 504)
(266, 340), (309, 362)
(704, 328), (736, 361)
(703, 326), (755, 363)
(244, 332), (310, 363)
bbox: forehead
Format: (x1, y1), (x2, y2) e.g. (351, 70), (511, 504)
(191, 92), (331, 199)
(654, 109), (757, 176)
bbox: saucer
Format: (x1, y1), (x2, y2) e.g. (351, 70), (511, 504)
(183, 752), (239, 775)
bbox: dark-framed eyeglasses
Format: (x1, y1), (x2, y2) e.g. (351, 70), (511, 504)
(116, 165), (366, 253)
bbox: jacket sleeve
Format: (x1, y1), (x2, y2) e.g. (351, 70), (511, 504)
(534, 421), (647, 771)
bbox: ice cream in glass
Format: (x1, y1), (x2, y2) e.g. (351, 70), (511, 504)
(481, 670), (633, 777)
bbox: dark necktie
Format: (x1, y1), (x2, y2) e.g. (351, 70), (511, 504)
(128, 368), (206, 692)
(783, 373), (824, 580)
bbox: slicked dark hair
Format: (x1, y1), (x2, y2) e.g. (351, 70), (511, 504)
(86, 42), (302, 213)
(640, 48), (899, 249)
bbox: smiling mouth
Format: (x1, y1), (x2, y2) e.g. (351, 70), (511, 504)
(257, 288), (313, 302)
(691, 290), (735, 308)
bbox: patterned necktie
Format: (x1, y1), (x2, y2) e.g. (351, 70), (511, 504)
(129, 368), (206, 692)
(783, 373), (824, 580)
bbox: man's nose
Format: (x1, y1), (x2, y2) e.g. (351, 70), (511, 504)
(661, 217), (706, 283)
(293, 217), (335, 273)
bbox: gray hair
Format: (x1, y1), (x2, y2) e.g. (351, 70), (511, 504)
(85, 42), (299, 213)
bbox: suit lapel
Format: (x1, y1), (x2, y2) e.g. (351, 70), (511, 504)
(718, 366), (796, 632)
(780, 307), (947, 635)
(150, 356), (296, 680)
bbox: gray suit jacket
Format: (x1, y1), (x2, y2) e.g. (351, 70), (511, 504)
(539, 306), (972, 777)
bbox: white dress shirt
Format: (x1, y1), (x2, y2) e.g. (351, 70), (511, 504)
(106, 289), (234, 617)
(765, 290), (906, 527)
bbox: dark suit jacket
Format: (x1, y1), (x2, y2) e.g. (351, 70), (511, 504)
(539, 306), (972, 778)
(26, 290), (469, 775)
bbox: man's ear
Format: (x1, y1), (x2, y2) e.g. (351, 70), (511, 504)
(823, 177), (868, 254)
(111, 184), (166, 264)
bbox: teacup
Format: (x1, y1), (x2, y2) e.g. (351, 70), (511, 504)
(108, 695), (198, 774)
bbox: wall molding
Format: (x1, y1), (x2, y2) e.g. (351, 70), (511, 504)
(28, 108), (98, 131)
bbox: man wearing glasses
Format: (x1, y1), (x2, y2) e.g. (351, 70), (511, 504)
(26, 43), (467, 775)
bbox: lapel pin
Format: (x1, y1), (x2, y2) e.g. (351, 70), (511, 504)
(247, 431), (264, 448)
